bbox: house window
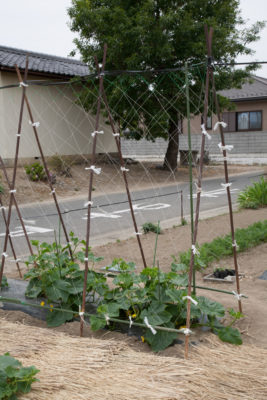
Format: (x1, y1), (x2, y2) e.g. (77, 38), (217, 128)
(237, 111), (262, 131)
(201, 115), (212, 130)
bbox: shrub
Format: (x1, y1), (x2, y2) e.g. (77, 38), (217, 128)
(24, 162), (46, 182)
(49, 154), (72, 177)
(142, 222), (161, 234)
(238, 177), (267, 209)
(0, 353), (39, 399)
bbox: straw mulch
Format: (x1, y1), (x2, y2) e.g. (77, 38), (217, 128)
(0, 318), (266, 400)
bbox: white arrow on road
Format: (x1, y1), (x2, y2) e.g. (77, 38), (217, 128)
(82, 202), (171, 220)
(0, 225), (53, 238)
(189, 188), (239, 199)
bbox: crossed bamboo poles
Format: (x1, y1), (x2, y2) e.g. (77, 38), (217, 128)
(184, 26), (243, 358)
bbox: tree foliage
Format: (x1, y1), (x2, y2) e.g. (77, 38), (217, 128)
(68, 0), (265, 169)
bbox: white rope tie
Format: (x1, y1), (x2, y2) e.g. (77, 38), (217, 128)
(182, 296), (198, 306)
(179, 327), (193, 336)
(10, 259), (21, 263)
(2, 253), (8, 258)
(232, 240), (239, 249)
(194, 183), (202, 194)
(85, 165), (102, 175)
(91, 130), (104, 137)
(135, 232), (142, 236)
(16, 133), (21, 137)
(84, 201), (93, 207)
(113, 133), (120, 137)
(19, 81), (28, 87)
(221, 182), (232, 189)
(232, 291), (245, 301)
(144, 317), (157, 335)
(79, 305), (85, 323)
(120, 167), (129, 172)
(0, 206), (6, 211)
(201, 124), (211, 140)
(218, 142), (234, 152)
(213, 121), (227, 131)
(9, 189), (16, 194)
(105, 315), (110, 325)
(129, 316), (133, 328)
(29, 121), (40, 128)
(50, 189), (56, 195)
(191, 244), (200, 256)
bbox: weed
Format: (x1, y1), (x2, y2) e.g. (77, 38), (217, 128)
(0, 353), (39, 398)
(181, 218), (187, 226)
(178, 219), (267, 270)
(0, 275), (8, 288)
(49, 154), (73, 177)
(238, 177), (267, 209)
(24, 162), (46, 182)
(142, 222), (161, 234)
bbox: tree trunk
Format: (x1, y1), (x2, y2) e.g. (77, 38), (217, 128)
(163, 115), (181, 171)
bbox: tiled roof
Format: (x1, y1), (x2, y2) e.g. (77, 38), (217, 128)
(219, 76), (267, 101)
(0, 45), (90, 77)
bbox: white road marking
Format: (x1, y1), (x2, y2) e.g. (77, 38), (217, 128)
(0, 225), (53, 238)
(82, 202), (171, 220)
(189, 188), (239, 199)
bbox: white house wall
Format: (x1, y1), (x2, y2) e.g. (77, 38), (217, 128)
(0, 71), (117, 164)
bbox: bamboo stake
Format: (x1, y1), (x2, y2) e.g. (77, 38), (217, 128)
(95, 62), (147, 269)
(80, 44), (108, 337)
(184, 26), (213, 359)
(15, 67), (73, 260)
(0, 157), (33, 261)
(0, 60), (29, 286)
(211, 76), (243, 313)
(0, 197), (22, 278)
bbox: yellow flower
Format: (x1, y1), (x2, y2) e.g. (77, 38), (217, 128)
(49, 304), (54, 312)
(179, 325), (187, 329)
(132, 313), (137, 318)
(141, 336), (145, 343)
(40, 301), (45, 307)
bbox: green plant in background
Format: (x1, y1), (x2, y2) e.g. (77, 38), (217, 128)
(49, 154), (73, 177)
(24, 232), (106, 327)
(179, 220), (267, 270)
(0, 275), (8, 288)
(181, 218), (187, 226)
(142, 222), (161, 234)
(24, 162), (46, 182)
(238, 177), (267, 209)
(0, 353), (39, 399)
(0, 173), (4, 194)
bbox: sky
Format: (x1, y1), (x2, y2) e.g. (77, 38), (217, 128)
(0, 0), (267, 76)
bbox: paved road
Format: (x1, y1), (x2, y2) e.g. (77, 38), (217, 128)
(0, 170), (264, 257)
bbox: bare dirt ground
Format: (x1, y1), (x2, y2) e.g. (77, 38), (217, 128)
(0, 161), (264, 205)
(3, 208), (267, 352)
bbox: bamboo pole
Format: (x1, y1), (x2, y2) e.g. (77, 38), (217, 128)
(15, 67), (73, 260)
(80, 44), (108, 337)
(0, 60), (29, 286)
(211, 76), (243, 313)
(95, 62), (147, 269)
(184, 26), (213, 359)
(0, 197), (22, 278)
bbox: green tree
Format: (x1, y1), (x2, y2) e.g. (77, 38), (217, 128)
(68, 0), (264, 170)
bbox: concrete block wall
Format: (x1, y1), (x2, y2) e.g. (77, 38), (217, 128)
(121, 131), (267, 163)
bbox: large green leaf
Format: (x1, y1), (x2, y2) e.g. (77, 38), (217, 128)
(197, 296), (225, 318)
(217, 326), (242, 345)
(46, 308), (73, 327)
(140, 302), (172, 326)
(90, 315), (106, 331)
(0, 354), (21, 370)
(145, 324), (178, 352)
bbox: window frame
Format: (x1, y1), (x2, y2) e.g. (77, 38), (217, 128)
(236, 110), (262, 132)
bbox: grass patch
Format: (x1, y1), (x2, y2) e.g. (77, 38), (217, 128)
(179, 220), (267, 269)
(142, 222), (161, 234)
(238, 177), (267, 209)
